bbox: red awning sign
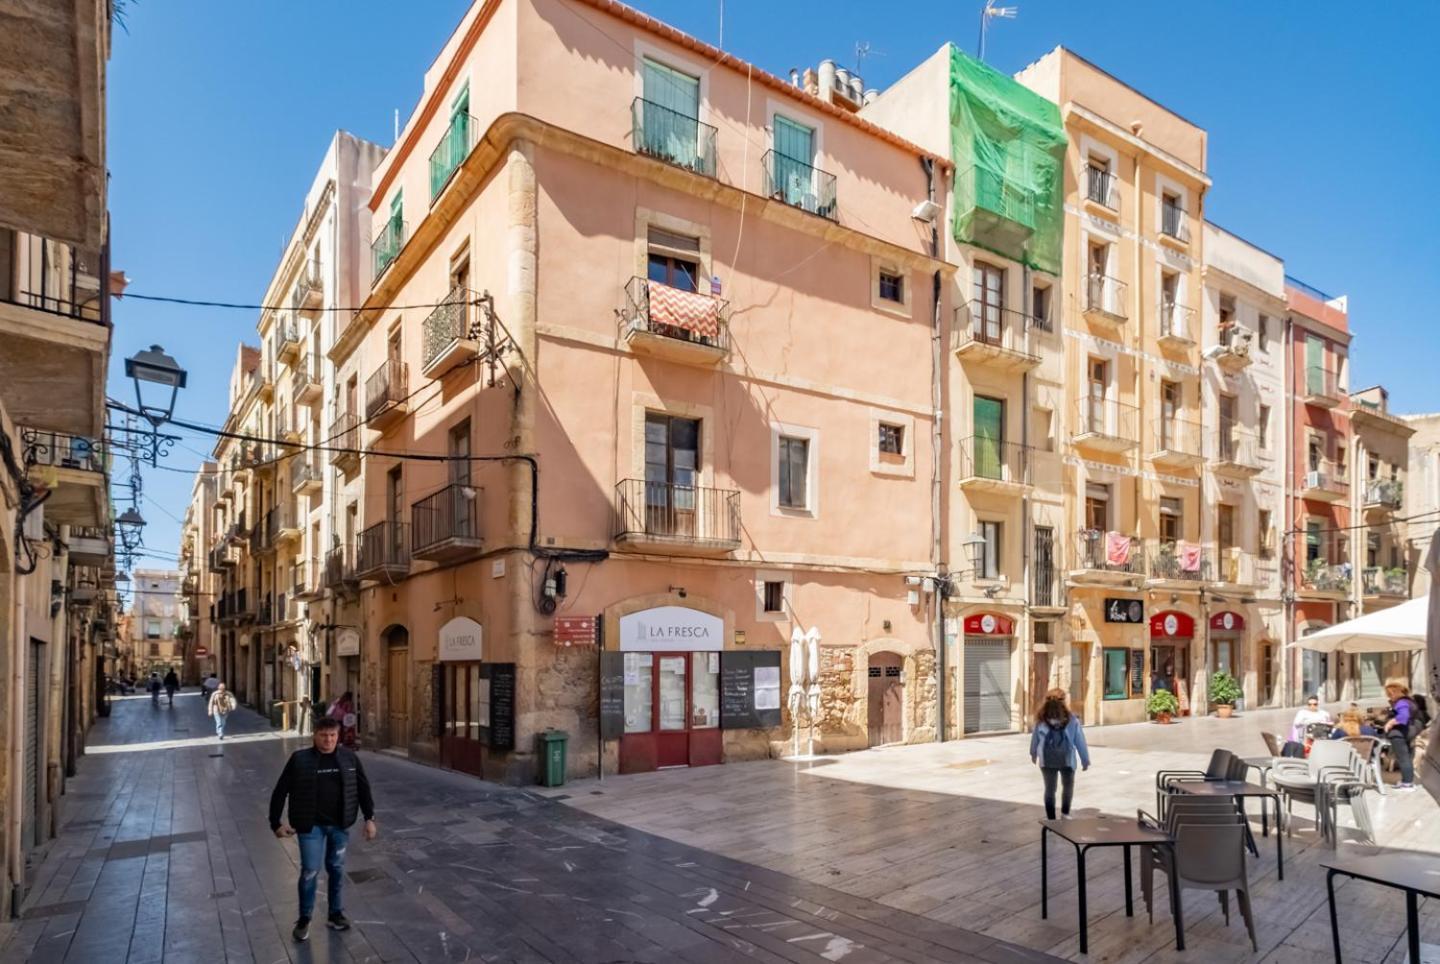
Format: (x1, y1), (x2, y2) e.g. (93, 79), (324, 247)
(1149, 611), (1196, 639)
(1211, 611), (1245, 632)
(963, 613), (1014, 636)
(555, 616), (598, 647)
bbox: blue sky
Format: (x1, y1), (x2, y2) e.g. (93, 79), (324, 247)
(107, 0), (1439, 574)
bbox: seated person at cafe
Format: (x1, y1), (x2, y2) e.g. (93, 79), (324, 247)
(1329, 706), (1378, 739)
(1289, 695), (1332, 742)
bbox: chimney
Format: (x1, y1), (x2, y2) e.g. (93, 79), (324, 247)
(817, 59), (837, 103)
(849, 75), (864, 104)
(802, 68), (818, 97)
(789, 68), (800, 87)
(862, 88), (879, 106)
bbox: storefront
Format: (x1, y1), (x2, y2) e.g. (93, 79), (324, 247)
(1149, 610), (1195, 715)
(433, 617), (514, 779)
(1091, 594), (1148, 725)
(1209, 610), (1245, 694)
(962, 612), (1015, 734)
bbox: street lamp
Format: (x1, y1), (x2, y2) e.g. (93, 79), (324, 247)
(961, 531), (988, 574)
(116, 507), (146, 530)
(124, 345), (188, 427)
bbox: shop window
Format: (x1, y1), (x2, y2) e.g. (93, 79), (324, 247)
(623, 653), (654, 733)
(1103, 648), (1130, 700)
(692, 651), (720, 728)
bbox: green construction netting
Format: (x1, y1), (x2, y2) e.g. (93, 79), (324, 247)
(949, 46), (1066, 276)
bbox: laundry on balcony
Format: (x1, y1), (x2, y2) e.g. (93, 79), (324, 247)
(646, 280), (721, 341)
(1178, 540), (1203, 574)
(1105, 531), (1132, 567)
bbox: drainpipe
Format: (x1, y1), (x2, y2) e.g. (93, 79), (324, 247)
(1021, 266), (1033, 721)
(920, 157), (948, 742)
(1282, 314), (1294, 706)
(1132, 152), (1149, 697)
(9, 574), (27, 915)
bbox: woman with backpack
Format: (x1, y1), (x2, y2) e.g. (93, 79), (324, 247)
(1383, 681), (1424, 791)
(1030, 688), (1091, 820)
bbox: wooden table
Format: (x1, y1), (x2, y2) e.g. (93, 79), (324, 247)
(1172, 779), (1285, 879)
(1040, 816), (1183, 954)
(1324, 853), (1440, 963)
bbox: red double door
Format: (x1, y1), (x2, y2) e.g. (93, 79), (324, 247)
(618, 651), (723, 774)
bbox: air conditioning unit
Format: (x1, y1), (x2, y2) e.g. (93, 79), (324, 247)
(1231, 339), (1251, 358)
(1305, 470), (1325, 489)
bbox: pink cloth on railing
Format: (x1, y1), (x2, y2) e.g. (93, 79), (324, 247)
(1105, 531), (1131, 566)
(1179, 541), (1203, 573)
(648, 280), (720, 339)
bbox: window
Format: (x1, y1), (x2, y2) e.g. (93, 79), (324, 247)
(1085, 482), (1110, 531)
(1159, 497), (1182, 544)
(878, 422), (904, 456)
(979, 520), (1002, 579)
(1306, 520), (1323, 564)
(1084, 358), (1108, 434)
(1031, 283), (1052, 331)
(1218, 504), (1236, 554)
(1367, 531), (1380, 568)
(146, 619), (161, 639)
(1033, 407), (1054, 452)
(1257, 315), (1270, 352)
(1161, 192), (1184, 238)
(1160, 271), (1181, 335)
(878, 270), (904, 303)
(763, 581), (785, 613)
(1103, 648), (1135, 700)
(1258, 509), (1274, 558)
(778, 435), (809, 509)
(771, 115), (816, 207)
(1368, 453), (1380, 481)
(972, 262), (1005, 343)
(645, 414), (701, 534)
(1086, 158), (1113, 206)
(1258, 405), (1271, 449)
(646, 228), (701, 292)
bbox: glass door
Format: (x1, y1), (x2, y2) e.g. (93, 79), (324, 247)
(1306, 336), (1324, 393)
(644, 413), (699, 538)
(1087, 359), (1107, 434)
(972, 263), (1004, 344)
(642, 59), (700, 165)
(655, 654), (690, 768)
(772, 116), (815, 206)
(973, 396), (1004, 480)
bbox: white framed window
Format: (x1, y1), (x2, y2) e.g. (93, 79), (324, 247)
(770, 422), (820, 517)
(755, 570), (791, 622)
(978, 520), (1003, 580)
(868, 409), (914, 478)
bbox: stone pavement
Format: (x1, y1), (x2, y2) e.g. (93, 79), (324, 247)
(561, 704), (1440, 963)
(0, 692), (1060, 964)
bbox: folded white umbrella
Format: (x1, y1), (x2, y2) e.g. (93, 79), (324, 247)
(1422, 530), (1440, 805)
(1287, 596), (1428, 654)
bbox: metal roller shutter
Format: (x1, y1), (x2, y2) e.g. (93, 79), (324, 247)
(964, 639), (1013, 734)
(23, 643), (41, 848)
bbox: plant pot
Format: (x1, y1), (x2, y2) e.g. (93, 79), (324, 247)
(1216, 704), (1234, 719)
(1155, 712), (1173, 724)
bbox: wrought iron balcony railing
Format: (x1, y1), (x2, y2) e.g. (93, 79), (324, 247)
(763, 150), (837, 221)
(365, 359), (408, 422)
(614, 479), (740, 548)
(411, 483), (482, 558)
(1161, 201), (1190, 242)
(1158, 301), (1195, 342)
(371, 218), (407, 283)
(958, 436), (1030, 486)
(357, 520), (410, 579)
(1074, 530), (1146, 575)
(1086, 166), (1117, 209)
(623, 276), (729, 351)
(422, 284), (478, 372)
(430, 111), (477, 200)
(630, 98), (717, 177)
(20, 428), (107, 473)
(1085, 273), (1128, 319)
(1148, 540), (1212, 582)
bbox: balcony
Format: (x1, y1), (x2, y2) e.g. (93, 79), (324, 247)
(430, 111), (477, 202)
(1160, 201), (1191, 244)
(365, 359), (408, 432)
(954, 164), (1036, 253)
(411, 483), (483, 563)
(291, 360), (322, 406)
(324, 546), (359, 592)
(1070, 530), (1146, 584)
(274, 320), (301, 365)
(1363, 478), (1403, 514)
(1301, 464), (1350, 503)
(251, 517), (273, 556)
(231, 588), (255, 623)
(1362, 567), (1408, 599)
(623, 277), (729, 364)
(1149, 417), (1204, 470)
(614, 479), (741, 554)
(1032, 527), (1062, 610)
(293, 560), (322, 601)
(631, 98), (717, 178)
(1214, 548), (1255, 587)
(208, 543), (237, 573)
(1084, 166), (1118, 213)
(242, 439), (274, 474)
(1147, 540), (1212, 584)
(421, 285), (481, 378)
(1302, 558), (1352, 598)
(357, 521), (410, 582)
(277, 405), (302, 445)
(1212, 324), (1255, 373)
(1213, 422), (1264, 478)
(1073, 398), (1140, 455)
(371, 218), (407, 284)
(330, 411), (360, 474)
(292, 458), (323, 495)
(952, 301), (1040, 371)
(1157, 301), (1195, 349)
(292, 259), (324, 317)
(957, 437), (1031, 494)
(21, 428), (109, 525)
(1303, 366), (1343, 408)
(762, 150), (837, 221)
(1084, 273), (1128, 324)
(255, 362), (275, 402)
(267, 503), (301, 546)
(67, 525), (111, 567)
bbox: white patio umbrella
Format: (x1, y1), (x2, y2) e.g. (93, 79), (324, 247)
(788, 627), (805, 756)
(1287, 596), (1428, 655)
(1421, 529), (1440, 805)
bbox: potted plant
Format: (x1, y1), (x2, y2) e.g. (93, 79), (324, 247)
(1147, 688), (1179, 724)
(1210, 671), (1243, 718)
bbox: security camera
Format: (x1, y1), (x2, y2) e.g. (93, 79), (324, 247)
(911, 199), (941, 223)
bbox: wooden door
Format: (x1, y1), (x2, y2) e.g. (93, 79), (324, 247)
(654, 653), (690, 767)
(1069, 643), (1089, 724)
(867, 653), (903, 747)
(387, 647), (410, 748)
(1087, 359), (1107, 434)
(972, 262), (1004, 343)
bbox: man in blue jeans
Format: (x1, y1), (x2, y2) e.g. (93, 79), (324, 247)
(269, 718), (377, 941)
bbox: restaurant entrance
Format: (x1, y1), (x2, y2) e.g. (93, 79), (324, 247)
(619, 650), (722, 772)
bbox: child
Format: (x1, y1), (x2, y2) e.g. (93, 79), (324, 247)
(1030, 688), (1091, 820)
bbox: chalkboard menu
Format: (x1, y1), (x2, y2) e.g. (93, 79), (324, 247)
(599, 651), (625, 740)
(1129, 650), (1145, 698)
(483, 663), (516, 750)
(720, 651), (782, 730)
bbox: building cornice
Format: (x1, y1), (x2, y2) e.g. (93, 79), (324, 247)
(1063, 103), (1212, 188)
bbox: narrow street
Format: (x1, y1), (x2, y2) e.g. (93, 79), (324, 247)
(0, 693), (1057, 964)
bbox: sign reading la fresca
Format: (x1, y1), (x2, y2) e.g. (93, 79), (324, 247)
(1104, 597), (1145, 624)
(1210, 611), (1245, 632)
(336, 629), (361, 657)
(618, 606), (723, 652)
(1149, 610), (1195, 639)
(962, 612), (1014, 636)
(439, 616), (483, 662)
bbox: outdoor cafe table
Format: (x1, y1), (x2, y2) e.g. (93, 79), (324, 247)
(1040, 816), (1184, 954)
(1171, 780), (1285, 879)
(1323, 852), (1440, 963)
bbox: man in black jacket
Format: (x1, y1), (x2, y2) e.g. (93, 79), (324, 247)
(269, 717), (377, 941)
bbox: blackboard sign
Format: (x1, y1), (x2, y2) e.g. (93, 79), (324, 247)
(721, 651), (782, 730)
(1129, 649), (1145, 697)
(485, 663), (516, 750)
(599, 651), (625, 740)
(1103, 597), (1145, 624)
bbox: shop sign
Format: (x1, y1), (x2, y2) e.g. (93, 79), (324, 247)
(1104, 598), (1145, 624)
(619, 606), (722, 652)
(554, 616), (597, 647)
(439, 617), (483, 662)
(963, 612), (1015, 636)
(1148, 610), (1195, 639)
(1210, 611), (1245, 632)
(336, 629), (361, 657)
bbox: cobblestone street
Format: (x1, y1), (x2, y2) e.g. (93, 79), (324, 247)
(0, 693), (1059, 963)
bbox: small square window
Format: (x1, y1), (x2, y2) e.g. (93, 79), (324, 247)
(878, 423), (904, 456)
(878, 271), (904, 303)
(762, 581), (785, 613)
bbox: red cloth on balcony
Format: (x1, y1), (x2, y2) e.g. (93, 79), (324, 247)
(648, 280), (720, 339)
(1179, 540), (1203, 573)
(1105, 531), (1131, 566)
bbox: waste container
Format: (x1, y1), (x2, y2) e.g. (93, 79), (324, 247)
(537, 729), (568, 787)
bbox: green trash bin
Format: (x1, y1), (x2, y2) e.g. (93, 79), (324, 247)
(537, 729), (568, 787)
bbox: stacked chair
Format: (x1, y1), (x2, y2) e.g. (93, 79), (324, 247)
(1271, 740), (1378, 846)
(1137, 797), (1259, 952)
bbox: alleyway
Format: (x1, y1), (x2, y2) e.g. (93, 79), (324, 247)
(0, 693), (1058, 964)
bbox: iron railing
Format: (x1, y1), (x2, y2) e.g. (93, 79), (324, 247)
(953, 300), (1039, 360)
(1086, 166), (1116, 209)
(292, 258), (323, 311)
(273, 319), (300, 358)
(630, 98), (717, 177)
(1217, 419), (1262, 467)
(763, 150), (837, 221)
(365, 359), (408, 421)
(1158, 301), (1194, 341)
(411, 483), (481, 553)
(1033, 528), (1059, 607)
(19, 428), (107, 473)
(1152, 417), (1203, 459)
(330, 411), (359, 455)
(958, 436), (1029, 484)
(615, 479), (740, 547)
(324, 546), (357, 589)
(1075, 530), (1146, 575)
(624, 276), (729, 350)
(357, 521), (410, 576)
(956, 164), (1037, 229)
(1075, 397), (1140, 443)
(422, 284), (478, 370)
(429, 112), (477, 200)
(1161, 200), (1190, 241)
(291, 359), (319, 401)
(291, 458), (321, 490)
(1302, 463), (1350, 499)
(1364, 478), (1403, 510)
(0, 232), (104, 322)
(1303, 365), (1342, 402)
(1148, 540), (1212, 582)
(371, 218), (407, 282)
(1085, 273), (1127, 318)
(1362, 567), (1408, 596)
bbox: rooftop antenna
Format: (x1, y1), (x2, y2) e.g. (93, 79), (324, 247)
(977, 0), (1018, 62)
(854, 41), (884, 76)
(393, 108), (399, 143)
(718, 0), (724, 50)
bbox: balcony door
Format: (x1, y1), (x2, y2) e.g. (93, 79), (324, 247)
(772, 115), (815, 205)
(1087, 359), (1108, 434)
(642, 58), (700, 165)
(387, 468), (404, 559)
(973, 396), (1004, 480)
(1306, 336), (1324, 393)
(644, 413), (699, 538)
(1219, 393), (1238, 459)
(972, 262), (1004, 344)
(449, 420), (472, 536)
(1160, 380), (1179, 450)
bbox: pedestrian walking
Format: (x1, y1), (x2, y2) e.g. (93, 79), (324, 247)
(1383, 681), (1427, 791)
(163, 668), (180, 705)
(326, 691), (358, 748)
(200, 672), (219, 701)
(208, 682), (235, 739)
(147, 672), (162, 705)
(1029, 687), (1090, 820)
(269, 717), (377, 941)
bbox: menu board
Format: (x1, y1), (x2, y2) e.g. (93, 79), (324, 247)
(1129, 650), (1145, 699)
(484, 663), (516, 750)
(720, 651), (782, 729)
(599, 651), (625, 740)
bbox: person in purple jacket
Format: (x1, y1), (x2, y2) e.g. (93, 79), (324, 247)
(1383, 682), (1418, 791)
(1030, 688), (1091, 819)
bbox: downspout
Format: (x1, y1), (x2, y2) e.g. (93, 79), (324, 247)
(9, 576), (27, 915)
(922, 156), (946, 742)
(1132, 152), (1150, 700)
(1283, 314), (1294, 705)
(1021, 266), (1033, 722)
